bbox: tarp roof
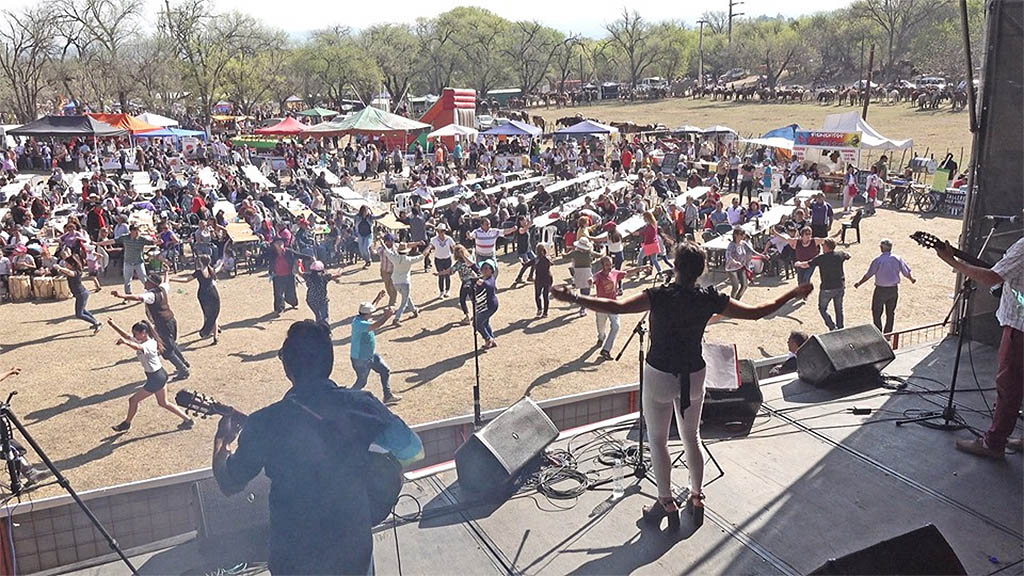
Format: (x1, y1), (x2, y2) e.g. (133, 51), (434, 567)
(821, 112), (913, 150)
(556, 119), (619, 135)
(427, 124), (478, 139)
(741, 123), (801, 150)
(136, 127), (207, 140)
(8, 115), (128, 138)
(254, 116), (308, 136)
(483, 120), (542, 137)
(298, 107), (339, 118)
(329, 106), (430, 133)
(672, 125), (703, 133)
(703, 125), (737, 134)
(138, 112), (179, 127)
(87, 113), (162, 134)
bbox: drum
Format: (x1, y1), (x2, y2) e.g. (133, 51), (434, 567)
(32, 276), (55, 300)
(53, 276), (72, 301)
(9, 275), (32, 302)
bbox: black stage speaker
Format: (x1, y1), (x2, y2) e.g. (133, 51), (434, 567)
(809, 524), (966, 575)
(797, 325), (894, 387)
(703, 359), (763, 420)
(455, 396), (559, 493)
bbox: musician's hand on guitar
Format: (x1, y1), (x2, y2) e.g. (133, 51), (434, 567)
(934, 243), (956, 264)
(216, 413), (243, 444)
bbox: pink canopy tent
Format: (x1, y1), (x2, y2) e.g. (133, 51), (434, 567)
(254, 117), (307, 136)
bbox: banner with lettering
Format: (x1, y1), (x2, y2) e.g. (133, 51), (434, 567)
(794, 131), (862, 148)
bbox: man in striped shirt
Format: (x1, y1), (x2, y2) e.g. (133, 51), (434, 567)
(467, 218), (503, 265)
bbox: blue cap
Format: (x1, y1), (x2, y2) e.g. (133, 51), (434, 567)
(384, 233), (395, 242)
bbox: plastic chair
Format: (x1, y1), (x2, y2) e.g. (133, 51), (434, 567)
(541, 225), (558, 251)
(394, 193), (413, 213)
(840, 210), (863, 245)
(758, 191), (774, 207)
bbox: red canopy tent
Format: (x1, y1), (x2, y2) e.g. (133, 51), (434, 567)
(254, 117), (307, 136)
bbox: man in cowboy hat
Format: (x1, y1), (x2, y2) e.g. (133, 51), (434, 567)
(350, 300), (400, 404)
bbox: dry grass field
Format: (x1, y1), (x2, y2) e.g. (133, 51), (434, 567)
(535, 98), (972, 166)
(0, 99), (971, 497)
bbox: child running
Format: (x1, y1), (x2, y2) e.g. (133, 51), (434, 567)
(107, 318), (193, 432)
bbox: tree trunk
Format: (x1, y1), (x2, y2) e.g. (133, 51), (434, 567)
(119, 90), (130, 114)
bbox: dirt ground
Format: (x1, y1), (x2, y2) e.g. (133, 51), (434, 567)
(535, 99), (973, 166)
(0, 100), (969, 498)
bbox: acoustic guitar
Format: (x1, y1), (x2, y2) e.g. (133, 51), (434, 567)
(909, 231), (1002, 297)
(175, 389), (402, 525)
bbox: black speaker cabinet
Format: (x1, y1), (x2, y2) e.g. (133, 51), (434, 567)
(810, 524), (966, 575)
(455, 396), (559, 493)
(797, 325), (894, 387)
(704, 359), (763, 420)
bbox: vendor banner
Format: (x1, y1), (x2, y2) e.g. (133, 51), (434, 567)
(794, 131), (862, 148)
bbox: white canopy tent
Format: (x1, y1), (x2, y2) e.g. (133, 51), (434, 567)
(137, 112), (179, 127)
(427, 124), (478, 139)
(740, 136), (795, 151)
(821, 112), (913, 150)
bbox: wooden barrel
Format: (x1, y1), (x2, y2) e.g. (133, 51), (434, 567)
(32, 276), (55, 300)
(53, 276), (73, 301)
(9, 275), (33, 302)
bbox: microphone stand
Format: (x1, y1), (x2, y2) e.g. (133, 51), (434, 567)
(0, 392), (138, 574)
(468, 276), (484, 429)
(897, 221), (1000, 429)
(616, 313), (652, 480)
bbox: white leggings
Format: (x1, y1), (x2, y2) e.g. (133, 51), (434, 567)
(643, 363), (707, 500)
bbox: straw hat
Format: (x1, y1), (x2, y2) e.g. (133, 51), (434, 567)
(574, 237), (593, 252)
(358, 302), (375, 315)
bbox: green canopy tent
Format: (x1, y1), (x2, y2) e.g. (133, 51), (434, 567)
(297, 106), (339, 120)
(306, 106), (430, 149)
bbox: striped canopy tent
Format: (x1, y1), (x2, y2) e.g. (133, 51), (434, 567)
(86, 113), (163, 134)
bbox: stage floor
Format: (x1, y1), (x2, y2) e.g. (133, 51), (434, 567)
(72, 337), (1023, 576)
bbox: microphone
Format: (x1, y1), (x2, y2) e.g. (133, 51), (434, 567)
(984, 214), (1021, 225)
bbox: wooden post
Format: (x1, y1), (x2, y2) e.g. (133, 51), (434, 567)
(861, 44), (875, 120)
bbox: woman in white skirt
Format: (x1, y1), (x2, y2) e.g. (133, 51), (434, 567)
(552, 242), (811, 530)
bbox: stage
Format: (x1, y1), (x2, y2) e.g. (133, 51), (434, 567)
(70, 337), (1023, 575)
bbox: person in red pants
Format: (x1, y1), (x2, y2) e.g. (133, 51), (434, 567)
(935, 229), (1024, 459)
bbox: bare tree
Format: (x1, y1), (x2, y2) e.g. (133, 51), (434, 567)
(550, 37), (582, 93)
(502, 21), (575, 97)
(54, 0), (143, 112)
(159, 0), (254, 130)
(414, 17), (457, 95)
(221, 27), (289, 116)
(701, 11), (729, 35)
(604, 9), (660, 87)
(0, 7), (56, 122)
(362, 24), (418, 109)
(853, 0), (949, 76)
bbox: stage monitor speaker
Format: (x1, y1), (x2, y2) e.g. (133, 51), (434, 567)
(809, 524), (966, 575)
(797, 325), (894, 387)
(704, 358), (763, 420)
(455, 396), (558, 494)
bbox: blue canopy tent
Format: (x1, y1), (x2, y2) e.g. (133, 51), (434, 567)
(137, 127), (208, 140)
(740, 123), (801, 150)
(482, 120), (542, 137)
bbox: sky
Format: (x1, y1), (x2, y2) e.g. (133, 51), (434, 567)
(6, 0), (855, 37)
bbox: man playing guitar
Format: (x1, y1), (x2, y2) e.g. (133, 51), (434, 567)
(933, 223), (1024, 459)
(211, 320), (423, 574)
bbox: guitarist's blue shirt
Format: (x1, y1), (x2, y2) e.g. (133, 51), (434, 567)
(220, 379), (422, 575)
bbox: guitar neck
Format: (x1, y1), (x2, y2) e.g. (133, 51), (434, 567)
(949, 246), (990, 269)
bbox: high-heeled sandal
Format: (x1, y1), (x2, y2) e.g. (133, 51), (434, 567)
(642, 497), (681, 531)
(685, 492), (705, 527)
